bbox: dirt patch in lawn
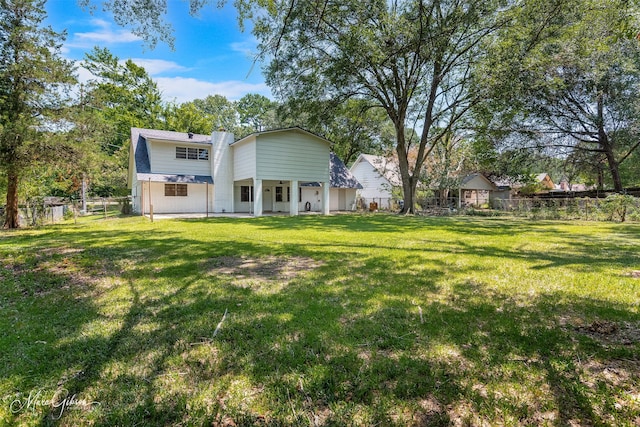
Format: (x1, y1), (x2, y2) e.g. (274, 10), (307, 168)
(206, 255), (324, 288)
(574, 320), (640, 346)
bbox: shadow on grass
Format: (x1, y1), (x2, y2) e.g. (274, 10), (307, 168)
(0, 216), (637, 426)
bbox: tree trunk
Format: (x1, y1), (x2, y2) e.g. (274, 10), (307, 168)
(597, 94), (623, 192)
(394, 121), (418, 215)
(3, 168), (20, 229)
(604, 150), (623, 192)
(401, 176), (419, 215)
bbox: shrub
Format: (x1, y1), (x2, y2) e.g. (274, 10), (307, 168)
(598, 194), (638, 222)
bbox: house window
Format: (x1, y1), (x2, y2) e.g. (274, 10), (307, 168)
(241, 186), (254, 202)
(275, 186), (283, 202)
(176, 147), (208, 160)
(165, 183), (188, 196)
(287, 186), (290, 202)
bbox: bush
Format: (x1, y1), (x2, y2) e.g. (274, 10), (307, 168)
(119, 197), (133, 215)
(598, 194), (638, 222)
(63, 206), (75, 220)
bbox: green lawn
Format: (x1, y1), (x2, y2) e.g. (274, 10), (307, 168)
(1, 214), (639, 426)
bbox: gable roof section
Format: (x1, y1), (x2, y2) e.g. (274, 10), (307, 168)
(232, 126), (332, 146)
(330, 153), (362, 189)
(130, 127), (213, 185)
(135, 127), (212, 144)
(460, 173), (497, 191)
(353, 153), (402, 187)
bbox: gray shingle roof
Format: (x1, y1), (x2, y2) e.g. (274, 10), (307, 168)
(136, 128), (212, 144)
(133, 133), (151, 173)
(136, 173), (213, 184)
(131, 128), (213, 184)
(301, 153), (363, 189)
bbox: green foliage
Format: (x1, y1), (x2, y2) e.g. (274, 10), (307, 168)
(249, 0), (510, 213)
(83, 47), (165, 153)
(164, 101), (215, 135)
(0, 0), (76, 228)
(192, 94), (240, 134)
(473, 0), (640, 191)
(236, 93), (277, 134)
(420, 132), (474, 194)
(599, 194), (639, 222)
(78, 0), (179, 48)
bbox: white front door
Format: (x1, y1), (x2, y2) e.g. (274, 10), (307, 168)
(263, 187), (273, 212)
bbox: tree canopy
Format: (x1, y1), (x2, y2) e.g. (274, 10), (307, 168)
(247, 0), (511, 212)
(0, 0), (75, 228)
(473, 0), (640, 191)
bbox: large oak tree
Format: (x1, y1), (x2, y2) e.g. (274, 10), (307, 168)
(253, 0), (512, 213)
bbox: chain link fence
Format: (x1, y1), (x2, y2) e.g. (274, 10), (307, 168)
(490, 195), (640, 222)
(0, 197), (133, 227)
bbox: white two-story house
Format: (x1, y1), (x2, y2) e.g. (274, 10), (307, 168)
(128, 127), (362, 216)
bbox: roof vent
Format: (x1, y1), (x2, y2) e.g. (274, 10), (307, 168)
(188, 132), (194, 139)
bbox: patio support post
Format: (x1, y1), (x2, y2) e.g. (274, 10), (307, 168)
(290, 180), (299, 216)
(254, 179), (263, 217)
(148, 178), (153, 222)
(322, 181), (330, 215)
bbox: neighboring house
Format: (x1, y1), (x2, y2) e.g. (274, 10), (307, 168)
(491, 172), (556, 200)
(457, 173), (498, 208)
(536, 173), (555, 190)
(557, 179), (590, 192)
(128, 127), (362, 216)
(349, 154), (401, 207)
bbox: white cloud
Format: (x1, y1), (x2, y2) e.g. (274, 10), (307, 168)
(155, 77), (271, 103)
(128, 58), (189, 75)
(230, 39), (258, 57)
(69, 19), (141, 47)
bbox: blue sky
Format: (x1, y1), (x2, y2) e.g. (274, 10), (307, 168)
(45, 0), (271, 103)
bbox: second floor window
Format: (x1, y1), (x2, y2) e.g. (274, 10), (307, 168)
(176, 147), (208, 160)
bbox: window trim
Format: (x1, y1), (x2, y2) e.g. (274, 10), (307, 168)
(241, 185), (254, 202)
(176, 146), (209, 161)
(165, 183), (188, 197)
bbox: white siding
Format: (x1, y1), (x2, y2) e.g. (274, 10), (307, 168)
(141, 182), (213, 214)
(132, 181), (142, 213)
(149, 140), (211, 176)
(212, 131), (234, 213)
(350, 158), (393, 200)
(256, 132), (330, 182)
(232, 138), (256, 181)
(330, 188), (357, 211)
(300, 187), (322, 212)
(233, 181), (254, 213)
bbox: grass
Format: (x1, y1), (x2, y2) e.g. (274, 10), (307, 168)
(0, 213), (639, 426)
